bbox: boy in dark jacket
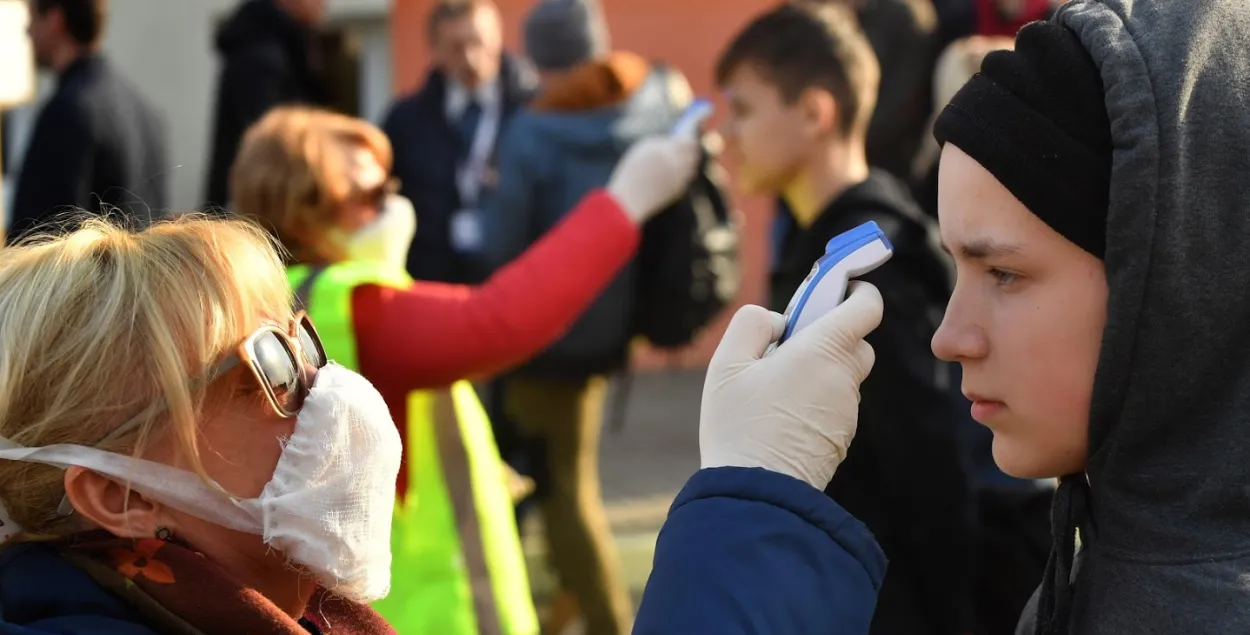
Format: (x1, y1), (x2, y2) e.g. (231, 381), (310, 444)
(715, 5), (974, 634)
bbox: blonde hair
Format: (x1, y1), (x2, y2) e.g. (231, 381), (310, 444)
(932, 35), (1016, 110)
(913, 35), (1016, 179)
(0, 215), (292, 540)
(230, 106), (394, 265)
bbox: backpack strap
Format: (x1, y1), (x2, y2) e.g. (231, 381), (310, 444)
(294, 264), (329, 311)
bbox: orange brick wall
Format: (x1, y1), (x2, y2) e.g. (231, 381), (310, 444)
(390, 0), (774, 368)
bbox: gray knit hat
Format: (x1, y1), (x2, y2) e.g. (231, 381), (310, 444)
(523, 0), (611, 71)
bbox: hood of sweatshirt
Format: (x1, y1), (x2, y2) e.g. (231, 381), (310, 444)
(1027, 1), (1250, 632)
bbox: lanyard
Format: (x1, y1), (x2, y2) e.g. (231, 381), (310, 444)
(455, 97), (501, 207)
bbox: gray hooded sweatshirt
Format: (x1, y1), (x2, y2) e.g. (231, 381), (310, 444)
(1017, 0), (1250, 632)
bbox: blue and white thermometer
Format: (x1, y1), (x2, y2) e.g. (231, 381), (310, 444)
(771, 221), (893, 351)
(671, 98), (714, 137)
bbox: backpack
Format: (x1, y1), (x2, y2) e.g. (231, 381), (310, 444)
(629, 142), (741, 348)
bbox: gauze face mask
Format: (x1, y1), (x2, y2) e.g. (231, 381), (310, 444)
(332, 194), (417, 271)
(0, 363), (402, 603)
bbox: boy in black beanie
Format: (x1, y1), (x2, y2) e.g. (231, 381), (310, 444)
(640, 1), (1250, 634)
(716, 5), (974, 635)
(934, 0), (1250, 630)
(931, 18), (1110, 635)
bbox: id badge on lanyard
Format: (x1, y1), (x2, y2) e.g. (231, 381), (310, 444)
(450, 103), (500, 254)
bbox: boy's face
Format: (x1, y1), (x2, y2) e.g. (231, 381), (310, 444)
(720, 64), (817, 195)
(932, 144), (1107, 479)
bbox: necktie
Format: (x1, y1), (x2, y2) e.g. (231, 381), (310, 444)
(456, 99), (483, 162)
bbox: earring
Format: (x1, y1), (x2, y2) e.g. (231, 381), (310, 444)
(155, 526), (173, 541)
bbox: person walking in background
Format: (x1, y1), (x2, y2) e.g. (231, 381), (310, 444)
(10, 0), (168, 243)
(716, 5), (973, 634)
(478, 1), (691, 632)
(230, 106), (698, 635)
(204, 0), (327, 210)
(383, 0), (537, 285)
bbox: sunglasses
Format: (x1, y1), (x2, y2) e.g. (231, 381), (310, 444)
(212, 311), (328, 418)
(95, 312), (327, 448)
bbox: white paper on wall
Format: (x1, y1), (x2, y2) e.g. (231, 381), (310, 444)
(0, 0), (36, 109)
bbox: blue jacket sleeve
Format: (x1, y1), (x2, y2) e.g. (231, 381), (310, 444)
(634, 467), (887, 635)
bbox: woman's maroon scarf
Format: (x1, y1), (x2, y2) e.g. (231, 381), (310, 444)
(55, 532), (396, 635)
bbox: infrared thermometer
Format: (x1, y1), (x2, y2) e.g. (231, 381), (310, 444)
(769, 221), (893, 351)
(671, 98), (713, 137)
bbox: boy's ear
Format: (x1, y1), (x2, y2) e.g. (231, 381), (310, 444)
(799, 87), (840, 138)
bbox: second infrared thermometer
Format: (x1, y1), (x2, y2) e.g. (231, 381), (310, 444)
(671, 98), (713, 137)
(772, 221), (893, 350)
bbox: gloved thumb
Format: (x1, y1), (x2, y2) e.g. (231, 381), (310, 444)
(709, 305), (786, 371)
(785, 282), (884, 364)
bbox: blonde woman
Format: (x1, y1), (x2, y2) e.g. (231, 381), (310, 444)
(229, 106), (697, 635)
(0, 213), (889, 635)
(0, 217), (401, 633)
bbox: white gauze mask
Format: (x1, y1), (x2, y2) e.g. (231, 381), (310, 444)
(0, 363), (401, 603)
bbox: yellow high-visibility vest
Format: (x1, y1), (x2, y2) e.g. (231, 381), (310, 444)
(289, 261), (538, 635)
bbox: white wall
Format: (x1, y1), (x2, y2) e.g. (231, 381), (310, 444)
(5, 0), (394, 213)
(356, 18), (395, 125)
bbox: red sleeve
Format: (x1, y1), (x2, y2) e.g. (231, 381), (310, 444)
(353, 189), (640, 390)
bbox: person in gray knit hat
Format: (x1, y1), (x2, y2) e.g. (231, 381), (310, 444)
(478, 1), (695, 634)
(523, 0), (611, 71)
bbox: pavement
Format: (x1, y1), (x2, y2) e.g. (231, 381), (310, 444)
(516, 368), (707, 607)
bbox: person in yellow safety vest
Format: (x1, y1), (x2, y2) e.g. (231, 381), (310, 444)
(227, 106), (700, 635)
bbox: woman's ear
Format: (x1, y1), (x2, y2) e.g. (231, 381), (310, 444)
(64, 466), (166, 538)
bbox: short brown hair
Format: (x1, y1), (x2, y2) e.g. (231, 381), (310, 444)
(715, 3), (880, 138)
(426, 0), (496, 40)
(34, 0), (108, 46)
(229, 107), (393, 264)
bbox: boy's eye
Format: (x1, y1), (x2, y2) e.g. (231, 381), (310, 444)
(989, 268), (1019, 285)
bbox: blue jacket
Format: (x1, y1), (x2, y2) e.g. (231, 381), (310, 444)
(0, 468), (884, 635)
(480, 63), (685, 378)
(0, 541), (156, 634)
(634, 467), (887, 635)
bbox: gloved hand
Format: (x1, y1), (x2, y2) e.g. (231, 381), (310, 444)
(700, 283), (884, 489)
(607, 135), (701, 224)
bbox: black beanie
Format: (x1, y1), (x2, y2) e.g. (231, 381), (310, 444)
(934, 21), (1111, 260)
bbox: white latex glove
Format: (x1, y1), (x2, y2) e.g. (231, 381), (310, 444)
(700, 282), (884, 489)
(607, 135), (701, 224)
